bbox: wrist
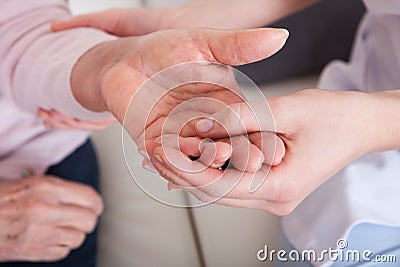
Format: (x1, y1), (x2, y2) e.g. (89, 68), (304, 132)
(71, 39), (126, 113)
(367, 90), (400, 153)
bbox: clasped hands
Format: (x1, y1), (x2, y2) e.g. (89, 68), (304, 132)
(52, 12), (384, 215)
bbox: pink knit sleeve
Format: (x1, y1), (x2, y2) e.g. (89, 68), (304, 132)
(0, 0), (117, 120)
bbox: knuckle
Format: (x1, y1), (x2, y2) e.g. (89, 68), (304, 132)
(28, 176), (60, 193)
(25, 199), (51, 218)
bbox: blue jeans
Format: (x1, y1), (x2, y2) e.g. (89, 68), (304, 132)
(0, 140), (99, 267)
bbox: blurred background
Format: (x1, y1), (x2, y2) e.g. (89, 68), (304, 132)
(68, 1), (366, 266)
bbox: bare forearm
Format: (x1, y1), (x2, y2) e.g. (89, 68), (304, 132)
(71, 38), (135, 114)
(369, 90), (400, 153)
(176, 0), (319, 29)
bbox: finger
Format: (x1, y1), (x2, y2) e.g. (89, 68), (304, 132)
(196, 100), (277, 139)
(42, 246), (71, 262)
(42, 119), (72, 130)
(53, 227), (86, 249)
(159, 135), (232, 171)
(37, 108), (50, 118)
(47, 109), (116, 131)
(179, 137), (232, 168)
(248, 132), (286, 166)
(155, 135), (215, 176)
(230, 135), (264, 172)
(52, 11), (115, 32)
(45, 118), (115, 131)
(34, 177), (104, 215)
(55, 204), (99, 233)
(152, 143), (290, 202)
(199, 139), (231, 169)
(152, 143), (222, 188)
(27, 203), (99, 233)
(152, 146), (247, 200)
(142, 158), (158, 174)
(204, 28), (289, 66)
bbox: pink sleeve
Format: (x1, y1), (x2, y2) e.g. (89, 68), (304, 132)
(0, 0), (117, 120)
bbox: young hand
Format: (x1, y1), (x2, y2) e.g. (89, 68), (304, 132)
(148, 89), (385, 215)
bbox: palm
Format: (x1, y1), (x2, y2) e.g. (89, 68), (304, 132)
(96, 27), (288, 172)
(100, 28), (285, 143)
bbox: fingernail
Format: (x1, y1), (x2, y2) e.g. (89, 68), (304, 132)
(168, 183), (181, 191)
(154, 153), (163, 163)
(138, 150), (150, 160)
(43, 121), (52, 128)
(197, 118), (214, 133)
(51, 22), (61, 31)
(143, 163), (159, 174)
(275, 28), (289, 40)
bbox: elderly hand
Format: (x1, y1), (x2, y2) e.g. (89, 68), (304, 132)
(149, 89), (388, 215)
(38, 108), (116, 131)
(0, 176), (103, 261)
(70, 27), (288, 169)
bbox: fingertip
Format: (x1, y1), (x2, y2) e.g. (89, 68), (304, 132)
(275, 28), (289, 42)
(153, 147), (165, 164)
(167, 182), (181, 191)
(197, 118), (214, 134)
(272, 137), (286, 166)
(213, 142), (232, 164)
(245, 146), (264, 172)
(251, 27), (290, 61)
(37, 109), (49, 118)
(51, 22), (62, 32)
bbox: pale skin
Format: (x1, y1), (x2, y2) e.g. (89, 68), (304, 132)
(43, 0), (318, 130)
(0, 176), (103, 261)
(2, 26), (289, 261)
(51, 0), (400, 215)
(151, 89), (400, 215)
(0, 0), (326, 262)
(48, 0), (320, 167)
(52, 0), (318, 35)
(3, 1), (302, 260)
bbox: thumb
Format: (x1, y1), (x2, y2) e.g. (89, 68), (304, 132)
(204, 28), (289, 66)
